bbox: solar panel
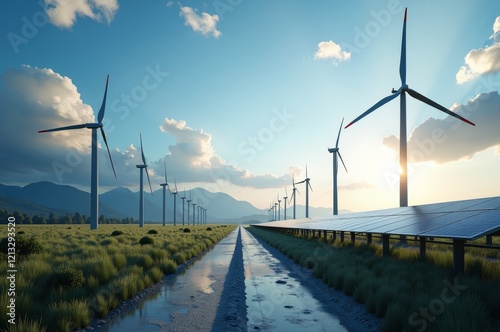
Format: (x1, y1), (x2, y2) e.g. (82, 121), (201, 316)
(254, 196), (500, 240)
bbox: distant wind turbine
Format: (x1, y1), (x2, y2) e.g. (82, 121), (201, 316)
(283, 187), (288, 220)
(277, 193), (281, 221)
(328, 118), (348, 215)
(137, 133), (153, 228)
(345, 8), (475, 208)
(160, 161), (169, 226)
(290, 176), (300, 219)
(187, 189), (192, 225)
(170, 179), (178, 226)
(296, 166), (312, 218)
(38, 75), (116, 230)
(181, 189), (187, 226)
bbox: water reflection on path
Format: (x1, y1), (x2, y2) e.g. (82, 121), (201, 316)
(103, 228), (239, 332)
(241, 227), (348, 332)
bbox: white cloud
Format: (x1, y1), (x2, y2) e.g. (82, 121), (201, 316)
(159, 118), (289, 188)
(339, 181), (375, 191)
(314, 40), (351, 63)
(382, 91), (500, 164)
(179, 6), (221, 38)
(456, 16), (500, 84)
(44, 0), (119, 28)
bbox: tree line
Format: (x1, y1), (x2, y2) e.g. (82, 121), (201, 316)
(0, 209), (136, 225)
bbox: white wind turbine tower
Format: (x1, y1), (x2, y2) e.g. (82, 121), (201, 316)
(181, 189), (186, 226)
(170, 179), (178, 226)
(295, 166), (313, 218)
(192, 195), (197, 225)
(277, 193), (281, 221)
(290, 176), (300, 219)
(39, 75), (116, 230)
(328, 118), (348, 215)
(137, 133), (153, 228)
(283, 187), (288, 220)
(187, 189), (192, 225)
(345, 8), (474, 208)
(160, 161), (170, 226)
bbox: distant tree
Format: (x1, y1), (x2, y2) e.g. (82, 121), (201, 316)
(48, 212), (58, 224)
(13, 211), (24, 224)
(99, 214), (106, 225)
(24, 215), (33, 224)
(61, 213), (73, 224)
(73, 212), (84, 224)
(32, 215), (46, 224)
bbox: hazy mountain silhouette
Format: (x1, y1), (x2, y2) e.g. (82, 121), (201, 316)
(0, 182), (349, 223)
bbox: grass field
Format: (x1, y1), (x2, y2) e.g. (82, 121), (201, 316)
(0, 224), (236, 332)
(248, 226), (500, 332)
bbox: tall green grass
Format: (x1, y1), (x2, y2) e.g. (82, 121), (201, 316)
(0, 224), (235, 332)
(247, 226), (500, 332)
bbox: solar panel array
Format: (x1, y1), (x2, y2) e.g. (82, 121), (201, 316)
(255, 196), (500, 240)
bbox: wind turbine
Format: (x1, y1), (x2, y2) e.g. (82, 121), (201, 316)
(137, 133), (153, 228)
(283, 187), (288, 220)
(345, 8), (475, 208)
(192, 200), (197, 225)
(328, 118), (348, 215)
(296, 166), (312, 218)
(170, 179), (178, 226)
(277, 193), (281, 221)
(289, 176), (300, 219)
(181, 189), (186, 226)
(187, 189), (192, 225)
(160, 161), (170, 227)
(38, 75), (116, 230)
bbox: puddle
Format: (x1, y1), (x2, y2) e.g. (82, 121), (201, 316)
(102, 228), (239, 331)
(241, 227), (349, 332)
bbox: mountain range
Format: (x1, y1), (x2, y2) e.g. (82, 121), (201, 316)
(0, 182), (347, 223)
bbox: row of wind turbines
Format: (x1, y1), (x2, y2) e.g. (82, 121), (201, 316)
(39, 76), (208, 230)
(268, 8), (474, 221)
(39, 8), (475, 230)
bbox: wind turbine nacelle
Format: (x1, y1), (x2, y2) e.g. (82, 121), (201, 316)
(136, 164), (147, 168)
(328, 148), (338, 153)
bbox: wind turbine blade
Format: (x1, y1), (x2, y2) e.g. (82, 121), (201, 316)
(308, 181), (313, 192)
(285, 186), (288, 197)
(295, 179), (306, 185)
(100, 127), (117, 179)
(97, 75), (109, 124)
(164, 161), (167, 182)
(337, 151), (348, 173)
(400, 8), (407, 85)
(305, 165), (308, 178)
(335, 117), (344, 148)
(406, 88), (475, 126)
(39, 124), (86, 133)
(345, 92), (400, 129)
(174, 178), (178, 192)
(140, 133), (146, 164)
(145, 167), (153, 194)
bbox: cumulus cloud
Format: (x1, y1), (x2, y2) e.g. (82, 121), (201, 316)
(159, 118), (289, 188)
(44, 0), (119, 28)
(179, 6), (221, 38)
(382, 91), (500, 164)
(314, 40), (351, 63)
(456, 16), (500, 84)
(338, 181), (375, 191)
(0, 65), (123, 186)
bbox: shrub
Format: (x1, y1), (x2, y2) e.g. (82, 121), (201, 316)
(139, 236), (154, 246)
(183, 228), (191, 233)
(147, 229), (158, 235)
(206, 227), (212, 231)
(48, 267), (86, 288)
(111, 230), (124, 236)
(0, 236), (43, 256)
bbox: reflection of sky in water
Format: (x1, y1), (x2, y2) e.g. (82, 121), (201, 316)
(103, 230), (239, 331)
(241, 228), (349, 332)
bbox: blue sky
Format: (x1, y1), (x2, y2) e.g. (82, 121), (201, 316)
(1, 0), (499, 214)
